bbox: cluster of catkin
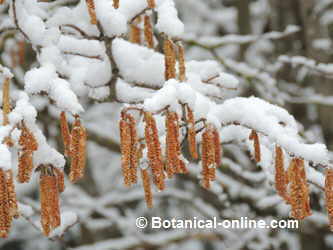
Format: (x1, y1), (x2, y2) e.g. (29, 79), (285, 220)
(60, 112), (87, 183)
(274, 146), (312, 220)
(0, 169), (18, 238)
(39, 165), (63, 236)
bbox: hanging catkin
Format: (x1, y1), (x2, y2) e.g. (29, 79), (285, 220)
(201, 124), (216, 188)
(130, 17), (141, 44)
(249, 130), (261, 163)
(325, 168), (333, 231)
(5, 170), (18, 219)
(288, 158), (311, 220)
(113, 0), (119, 9)
(2, 78), (13, 147)
(53, 167), (65, 193)
(17, 122), (38, 183)
(126, 113), (139, 184)
(212, 127), (221, 167)
(86, 0), (97, 25)
(60, 111), (71, 157)
(141, 168), (153, 208)
(177, 42), (186, 82)
(2, 78), (10, 126)
(39, 167), (61, 236)
(274, 145), (288, 202)
(164, 39), (176, 80)
(144, 15), (154, 49)
(119, 117), (132, 186)
(69, 117), (87, 183)
(186, 105), (198, 159)
(165, 111), (182, 177)
(0, 169), (11, 238)
(144, 112), (165, 190)
(147, 0), (155, 8)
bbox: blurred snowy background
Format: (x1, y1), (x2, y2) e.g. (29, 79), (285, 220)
(2, 0), (333, 249)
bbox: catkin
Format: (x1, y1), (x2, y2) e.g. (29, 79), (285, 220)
(186, 105), (198, 159)
(86, 0), (97, 25)
(53, 167), (65, 193)
(2, 78), (10, 126)
(141, 168), (153, 208)
(144, 112), (165, 190)
(5, 170), (19, 219)
(60, 111), (72, 157)
(144, 15), (154, 49)
(325, 169), (333, 231)
(274, 145), (288, 202)
(130, 22), (141, 44)
(165, 111), (183, 177)
(249, 130), (261, 163)
(119, 118), (132, 186)
(201, 124), (216, 188)
(40, 168), (61, 236)
(0, 169), (11, 238)
(147, 0), (155, 8)
(177, 42), (186, 82)
(288, 158), (311, 220)
(212, 127), (221, 167)
(164, 39), (176, 80)
(17, 122), (38, 183)
(113, 0), (119, 9)
(69, 117), (87, 183)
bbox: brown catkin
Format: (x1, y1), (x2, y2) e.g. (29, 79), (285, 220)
(2, 78), (10, 126)
(17, 151), (33, 183)
(165, 111), (183, 177)
(130, 23), (141, 44)
(249, 130), (261, 163)
(141, 169), (153, 208)
(201, 124), (216, 188)
(113, 0), (119, 9)
(177, 42), (186, 82)
(0, 169), (11, 238)
(53, 167), (65, 193)
(19, 122), (38, 151)
(186, 105), (198, 159)
(212, 127), (221, 167)
(40, 169), (61, 236)
(147, 0), (155, 8)
(274, 145), (288, 202)
(86, 0), (97, 25)
(119, 118), (132, 186)
(325, 169), (333, 231)
(69, 117), (87, 183)
(60, 111), (72, 157)
(288, 158), (311, 220)
(164, 39), (176, 80)
(144, 112), (165, 190)
(5, 170), (19, 219)
(0, 0), (5, 4)
(126, 114), (139, 185)
(144, 15), (154, 49)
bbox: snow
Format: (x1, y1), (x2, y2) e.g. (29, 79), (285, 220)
(0, 144), (11, 170)
(50, 211), (78, 237)
(156, 0), (184, 37)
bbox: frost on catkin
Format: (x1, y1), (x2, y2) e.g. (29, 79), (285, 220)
(164, 39), (176, 80)
(177, 42), (186, 82)
(144, 15), (154, 49)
